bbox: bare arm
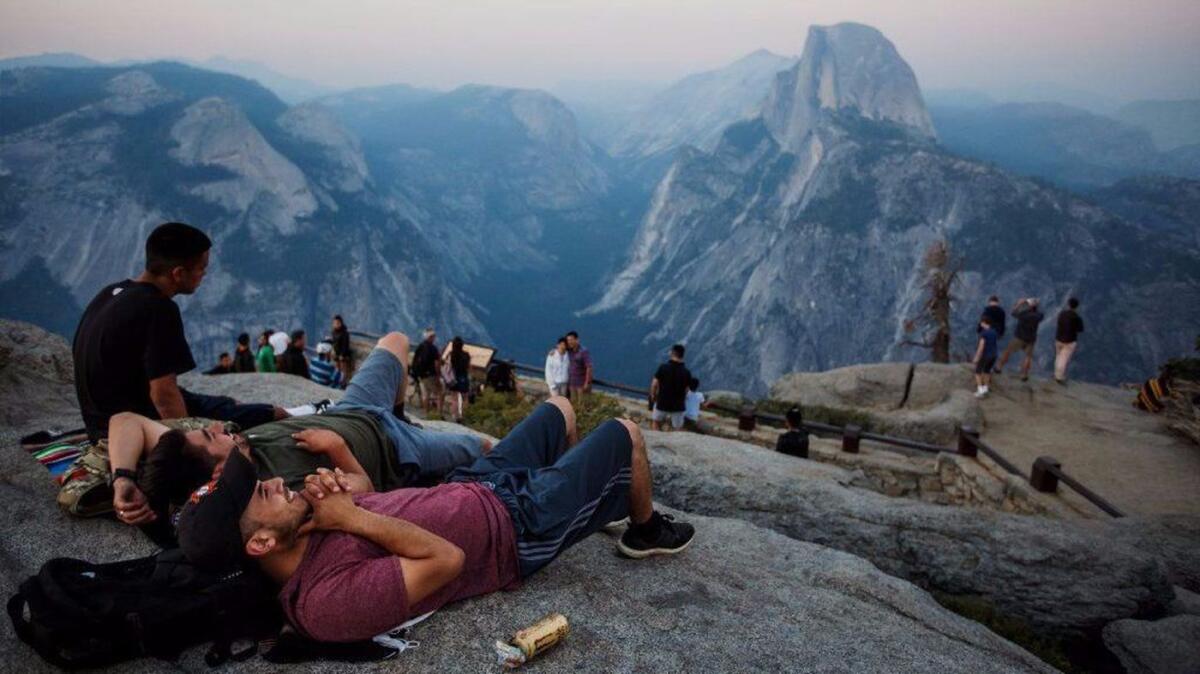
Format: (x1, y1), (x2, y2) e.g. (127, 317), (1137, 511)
(292, 429), (374, 493)
(148, 374), (187, 420)
(108, 412), (170, 525)
(108, 412), (170, 473)
(973, 338), (985, 364)
(301, 486), (465, 607)
(650, 378), (660, 402)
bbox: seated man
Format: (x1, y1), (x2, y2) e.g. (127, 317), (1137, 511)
(108, 332), (489, 531)
(73, 222), (288, 442)
(176, 397), (694, 643)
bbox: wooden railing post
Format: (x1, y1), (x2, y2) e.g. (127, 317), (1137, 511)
(957, 426), (979, 458)
(842, 425), (861, 453)
(1030, 456), (1061, 492)
(738, 407), (757, 432)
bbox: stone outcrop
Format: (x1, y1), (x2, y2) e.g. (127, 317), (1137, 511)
(0, 320), (77, 428)
(0, 329), (1056, 672)
(644, 429), (1195, 635)
(1101, 615), (1200, 674)
(770, 363), (982, 444)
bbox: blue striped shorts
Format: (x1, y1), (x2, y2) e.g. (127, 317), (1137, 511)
(447, 402), (633, 578)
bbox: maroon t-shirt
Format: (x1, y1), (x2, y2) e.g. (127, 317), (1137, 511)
(279, 482), (521, 642)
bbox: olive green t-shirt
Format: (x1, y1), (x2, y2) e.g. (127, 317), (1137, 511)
(244, 411), (415, 491)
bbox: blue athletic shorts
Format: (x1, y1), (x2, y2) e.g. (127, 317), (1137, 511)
(332, 346), (483, 479)
(449, 402), (633, 578)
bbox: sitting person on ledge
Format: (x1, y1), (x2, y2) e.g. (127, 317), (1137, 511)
(73, 222), (290, 443)
(107, 332), (490, 537)
(176, 395), (695, 643)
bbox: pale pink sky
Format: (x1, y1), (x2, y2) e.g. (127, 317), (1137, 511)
(2, 0), (1198, 101)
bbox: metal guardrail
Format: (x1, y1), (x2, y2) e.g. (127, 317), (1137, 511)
(344, 328), (1126, 517)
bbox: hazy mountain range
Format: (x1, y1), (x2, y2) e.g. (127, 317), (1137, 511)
(1, 31), (1197, 393)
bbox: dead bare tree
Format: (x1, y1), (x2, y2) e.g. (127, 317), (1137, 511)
(901, 239), (963, 363)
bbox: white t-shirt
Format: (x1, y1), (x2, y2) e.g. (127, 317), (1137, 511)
(545, 351), (570, 387)
(685, 391), (705, 420)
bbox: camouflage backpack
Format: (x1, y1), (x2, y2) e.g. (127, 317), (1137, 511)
(56, 418), (238, 518)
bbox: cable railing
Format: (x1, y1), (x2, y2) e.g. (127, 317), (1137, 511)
(342, 329), (1125, 518)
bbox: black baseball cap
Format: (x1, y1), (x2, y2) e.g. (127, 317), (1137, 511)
(176, 449), (257, 572)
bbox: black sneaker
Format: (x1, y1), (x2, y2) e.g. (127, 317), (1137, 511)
(312, 399), (333, 414)
(617, 512), (695, 559)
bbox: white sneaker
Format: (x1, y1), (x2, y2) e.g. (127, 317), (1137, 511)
(974, 388), (987, 398)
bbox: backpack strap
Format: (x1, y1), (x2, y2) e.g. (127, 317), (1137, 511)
(6, 592), (33, 645)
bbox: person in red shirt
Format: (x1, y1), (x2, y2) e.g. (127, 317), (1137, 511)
(176, 397), (695, 643)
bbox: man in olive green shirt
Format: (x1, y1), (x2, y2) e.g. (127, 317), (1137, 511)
(108, 332), (488, 530)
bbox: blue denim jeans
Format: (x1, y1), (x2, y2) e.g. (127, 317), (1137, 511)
(332, 346), (483, 479)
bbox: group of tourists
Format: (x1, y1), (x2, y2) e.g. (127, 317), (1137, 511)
(57, 221), (695, 659)
(971, 295), (1085, 397)
(205, 316), (354, 390)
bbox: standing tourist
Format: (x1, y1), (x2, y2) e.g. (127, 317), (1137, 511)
(544, 337), (570, 397)
(412, 328), (444, 415)
(996, 298), (1044, 381)
(331, 315), (353, 386)
(972, 316), (999, 398)
(649, 344), (691, 432)
(447, 336), (472, 421)
(565, 330), (593, 403)
(1054, 298), (1084, 385)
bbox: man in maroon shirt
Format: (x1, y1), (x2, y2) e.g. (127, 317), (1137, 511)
(177, 397), (695, 643)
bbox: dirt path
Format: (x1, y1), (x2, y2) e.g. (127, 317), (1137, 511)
(980, 374), (1200, 517)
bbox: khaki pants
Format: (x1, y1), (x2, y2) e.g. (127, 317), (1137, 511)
(1054, 340), (1077, 381)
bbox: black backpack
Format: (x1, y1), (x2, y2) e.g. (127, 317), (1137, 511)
(486, 361), (515, 392)
(6, 549), (282, 670)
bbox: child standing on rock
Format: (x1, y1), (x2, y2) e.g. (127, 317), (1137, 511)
(973, 316), (999, 398)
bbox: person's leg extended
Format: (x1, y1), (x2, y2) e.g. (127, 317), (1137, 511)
(501, 417), (691, 577)
(450, 397), (576, 479)
(180, 388), (282, 428)
(333, 332), (410, 411)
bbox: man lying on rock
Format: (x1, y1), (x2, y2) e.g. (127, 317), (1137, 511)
(107, 332), (489, 531)
(175, 394), (695, 643)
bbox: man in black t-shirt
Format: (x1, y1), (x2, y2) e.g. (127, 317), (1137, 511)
(73, 222), (285, 442)
(995, 297), (1044, 381)
(978, 295), (1006, 338)
(279, 330), (311, 380)
(233, 333), (256, 373)
(411, 328), (443, 414)
(650, 344), (692, 431)
(1054, 297), (1084, 385)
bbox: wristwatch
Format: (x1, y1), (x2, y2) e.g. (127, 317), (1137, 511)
(110, 467), (138, 488)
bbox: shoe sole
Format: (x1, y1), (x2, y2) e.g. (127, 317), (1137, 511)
(616, 535), (694, 559)
(602, 517), (630, 534)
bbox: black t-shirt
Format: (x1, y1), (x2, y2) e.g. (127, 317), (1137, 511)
(776, 430), (810, 459)
(233, 347), (256, 373)
(73, 280), (196, 441)
(280, 347), (311, 379)
(979, 305), (1006, 336)
(1013, 307), (1045, 343)
(654, 360), (692, 412)
(1056, 309), (1084, 343)
(412, 341), (439, 377)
